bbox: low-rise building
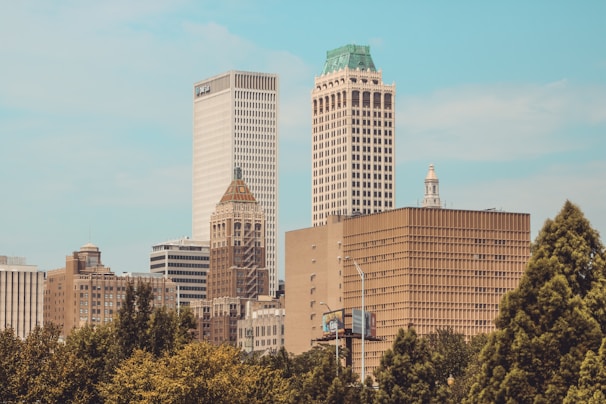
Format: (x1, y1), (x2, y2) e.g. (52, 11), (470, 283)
(237, 295), (285, 353)
(44, 243), (177, 337)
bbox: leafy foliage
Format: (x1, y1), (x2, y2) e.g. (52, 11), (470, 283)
(465, 201), (606, 403)
(100, 342), (296, 404)
(3, 201), (606, 402)
(0, 327), (21, 402)
(374, 327), (438, 404)
(115, 280), (153, 358)
(564, 337), (606, 403)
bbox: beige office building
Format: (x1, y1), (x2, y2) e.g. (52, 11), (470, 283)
(193, 71), (279, 296)
(0, 256), (44, 339)
(44, 243), (177, 337)
(285, 206), (530, 377)
(237, 295), (285, 353)
(312, 44), (395, 227)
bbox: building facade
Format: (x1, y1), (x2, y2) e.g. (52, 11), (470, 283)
(284, 215), (345, 353)
(190, 171), (270, 346)
(0, 256), (44, 339)
(150, 238), (209, 305)
(237, 296), (285, 353)
(312, 44), (396, 227)
(208, 168), (268, 300)
(286, 207), (530, 378)
(193, 70), (279, 296)
(44, 243), (177, 337)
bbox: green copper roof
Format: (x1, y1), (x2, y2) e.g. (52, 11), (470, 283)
(321, 44), (377, 75)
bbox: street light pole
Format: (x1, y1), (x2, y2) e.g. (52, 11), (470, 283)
(345, 256), (365, 383)
(320, 301), (339, 376)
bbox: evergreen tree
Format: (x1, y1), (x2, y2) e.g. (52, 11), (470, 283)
(295, 345), (344, 403)
(465, 201), (606, 404)
(148, 306), (177, 357)
(564, 337), (606, 403)
(374, 327), (438, 404)
(115, 279), (154, 357)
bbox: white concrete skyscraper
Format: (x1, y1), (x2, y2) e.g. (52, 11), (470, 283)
(193, 71), (279, 295)
(312, 44), (396, 226)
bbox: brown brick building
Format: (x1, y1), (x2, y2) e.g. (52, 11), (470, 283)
(285, 206), (530, 377)
(208, 168), (268, 300)
(44, 243), (177, 337)
(192, 169), (271, 346)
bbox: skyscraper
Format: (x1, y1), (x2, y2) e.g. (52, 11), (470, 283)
(193, 71), (279, 295)
(312, 44), (396, 227)
(208, 168), (268, 300)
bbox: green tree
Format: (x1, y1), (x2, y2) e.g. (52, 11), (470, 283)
(427, 327), (476, 403)
(148, 306), (176, 356)
(290, 344), (360, 404)
(98, 349), (164, 404)
(148, 305), (197, 356)
(174, 305), (197, 347)
(101, 342), (294, 404)
(14, 324), (62, 401)
(452, 334), (488, 401)
(63, 322), (121, 402)
(374, 327), (438, 404)
(31, 343), (92, 403)
(564, 337), (606, 403)
(10, 323), (96, 403)
(465, 201), (606, 404)
(427, 327), (470, 384)
(115, 280), (154, 358)
(0, 327), (21, 402)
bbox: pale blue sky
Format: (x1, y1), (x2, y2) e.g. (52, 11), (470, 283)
(1, 1), (605, 277)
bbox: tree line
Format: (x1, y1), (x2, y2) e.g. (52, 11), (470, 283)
(1, 201), (605, 403)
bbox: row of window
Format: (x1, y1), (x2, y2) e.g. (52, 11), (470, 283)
(151, 262), (209, 269)
(474, 287), (511, 293)
(79, 285), (127, 291)
(167, 270), (207, 276)
(475, 270), (509, 277)
(474, 254), (509, 260)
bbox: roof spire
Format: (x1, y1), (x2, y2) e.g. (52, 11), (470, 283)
(219, 168), (256, 204)
(422, 164), (441, 209)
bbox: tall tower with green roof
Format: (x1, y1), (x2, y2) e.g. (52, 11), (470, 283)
(311, 44), (396, 226)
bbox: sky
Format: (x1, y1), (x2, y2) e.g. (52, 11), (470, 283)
(1, 1), (605, 277)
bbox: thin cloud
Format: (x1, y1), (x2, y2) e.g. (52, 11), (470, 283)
(444, 160), (606, 239)
(397, 81), (606, 162)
